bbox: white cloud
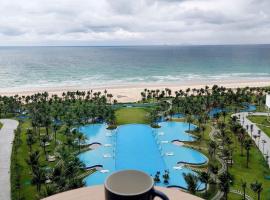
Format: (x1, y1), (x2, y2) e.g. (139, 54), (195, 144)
(0, 0), (269, 45)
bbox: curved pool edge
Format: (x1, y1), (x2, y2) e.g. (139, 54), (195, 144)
(78, 121), (208, 190)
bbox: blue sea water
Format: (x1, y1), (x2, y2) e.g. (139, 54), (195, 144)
(0, 45), (270, 91)
(78, 122), (207, 189)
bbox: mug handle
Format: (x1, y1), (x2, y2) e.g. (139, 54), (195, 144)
(152, 189), (170, 200)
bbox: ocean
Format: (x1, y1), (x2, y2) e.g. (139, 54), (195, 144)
(0, 45), (270, 92)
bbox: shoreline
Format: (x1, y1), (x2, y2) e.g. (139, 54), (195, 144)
(0, 79), (270, 103)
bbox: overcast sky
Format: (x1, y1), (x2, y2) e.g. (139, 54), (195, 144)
(0, 0), (270, 46)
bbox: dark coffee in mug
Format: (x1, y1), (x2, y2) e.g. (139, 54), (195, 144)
(104, 170), (169, 200)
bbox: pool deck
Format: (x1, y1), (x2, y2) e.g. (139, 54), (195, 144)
(0, 119), (19, 200)
(42, 185), (203, 200)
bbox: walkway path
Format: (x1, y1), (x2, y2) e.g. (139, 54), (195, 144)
(0, 119), (19, 200)
(230, 189), (253, 200)
(209, 126), (225, 200)
(232, 112), (270, 167)
(209, 127), (227, 176)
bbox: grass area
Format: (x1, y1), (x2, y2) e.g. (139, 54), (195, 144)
(255, 105), (268, 112)
(248, 115), (270, 126)
(248, 115), (270, 137)
(224, 116), (270, 200)
(116, 107), (151, 125)
(183, 115), (270, 200)
(11, 121), (41, 200)
(0, 122), (2, 129)
(228, 140), (270, 199)
(228, 192), (243, 200)
(11, 120), (84, 200)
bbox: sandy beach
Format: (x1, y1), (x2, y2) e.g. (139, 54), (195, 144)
(0, 79), (270, 103)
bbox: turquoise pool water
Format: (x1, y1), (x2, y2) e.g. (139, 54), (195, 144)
(208, 104), (256, 118)
(78, 122), (207, 189)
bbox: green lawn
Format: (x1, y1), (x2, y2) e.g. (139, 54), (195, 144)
(225, 116), (270, 200)
(0, 122), (2, 129)
(116, 107), (150, 125)
(248, 115), (270, 137)
(228, 140), (270, 199)
(228, 192), (243, 200)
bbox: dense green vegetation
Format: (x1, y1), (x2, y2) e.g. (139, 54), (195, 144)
(1, 86), (270, 200)
(248, 115), (270, 137)
(5, 91), (116, 200)
(141, 86), (270, 200)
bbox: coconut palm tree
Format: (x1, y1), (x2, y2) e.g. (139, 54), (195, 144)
(32, 166), (46, 193)
(186, 115), (194, 132)
(250, 181), (263, 200)
(26, 151), (40, 172)
(198, 172), (211, 196)
(208, 141), (217, 159)
(40, 135), (49, 159)
(239, 128), (246, 156)
(244, 139), (252, 168)
(183, 173), (199, 194)
(77, 132), (86, 152)
(218, 172), (233, 200)
(222, 111), (227, 122)
(241, 180), (247, 200)
(26, 129), (35, 152)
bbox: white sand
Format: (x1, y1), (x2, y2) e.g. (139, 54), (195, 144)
(0, 79), (269, 103)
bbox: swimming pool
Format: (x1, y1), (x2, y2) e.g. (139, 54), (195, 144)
(78, 122), (208, 190)
(208, 103), (256, 118)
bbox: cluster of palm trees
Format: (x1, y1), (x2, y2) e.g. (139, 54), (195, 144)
(183, 171), (211, 196)
(2, 85), (269, 199)
(1, 90), (116, 199)
(241, 180), (264, 200)
(26, 147), (85, 197)
(140, 88), (172, 102)
(140, 85), (269, 199)
(230, 118), (254, 168)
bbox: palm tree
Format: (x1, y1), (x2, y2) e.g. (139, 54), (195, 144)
(218, 172), (233, 200)
(239, 128), (246, 156)
(222, 111), (227, 122)
(183, 173), (199, 194)
(208, 141), (217, 159)
(40, 135), (49, 159)
(107, 93), (113, 104)
(201, 125), (206, 139)
(241, 180), (247, 200)
(32, 166), (46, 193)
(26, 129), (35, 152)
(52, 123), (60, 146)
(198, 172), (210, 196)
(186, 115), (194, 132)
(250, 181), (263, 200)
(244, 139), (252, 168)
(26, 151), (40, 172)
(77, 132), (86, 152)
(208, 164), (219, 182)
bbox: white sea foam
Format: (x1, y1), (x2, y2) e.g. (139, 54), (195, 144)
(1, 46), (270, 91)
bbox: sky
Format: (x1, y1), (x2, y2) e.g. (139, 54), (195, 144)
(0, 0), (270, 46)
